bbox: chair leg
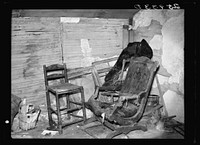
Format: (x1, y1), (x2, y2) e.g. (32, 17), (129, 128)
(65, 94), (71, 120)
(106, 125), (147, 139)
(55, 93), (63, 134)
(80, 87), (86, 123)
(66, 94), (70, 109)
(46, 91), (56, 129)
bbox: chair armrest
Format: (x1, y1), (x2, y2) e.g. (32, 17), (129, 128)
(101, 91), (120, 97)
(99, 85), (119, 91)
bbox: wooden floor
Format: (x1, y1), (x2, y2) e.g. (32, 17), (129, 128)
(11, 117), (184, 139)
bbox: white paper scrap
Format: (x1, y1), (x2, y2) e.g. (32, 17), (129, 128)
(41, 130), (58, 136)
(60, 17), (80, 23)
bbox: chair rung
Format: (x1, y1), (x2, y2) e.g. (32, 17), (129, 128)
(92, 56), (118, 65)
(70, 113), (84, 118)
(62, 119), (83, 128)
(60, 107), (69, 112)
(69, 100), (83, 105)
(47, 74), (65, 81)
(61, 107), (82, 113)
(97, 68), (112, 74)
(50, 107), (57, 114)
(50, 107), (82, 115)
(45, 64), (64, 72)
(67, 107), (82, 113)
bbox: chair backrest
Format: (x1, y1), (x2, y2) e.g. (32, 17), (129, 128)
(125, 57), (159, 124)
(120, 56), (158, 95)
(43, 63), (68, 87)
(107, 57), (159, 125)
(91, 57), (118, 89)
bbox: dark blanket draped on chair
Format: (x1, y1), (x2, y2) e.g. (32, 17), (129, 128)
(102, 39), (153, 89)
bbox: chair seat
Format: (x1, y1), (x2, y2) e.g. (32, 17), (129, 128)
(47, 83), (82, 94)
(99, 86), (117, 91)
(101, 91), (138, 99)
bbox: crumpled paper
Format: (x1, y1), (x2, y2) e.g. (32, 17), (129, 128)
(41, 130), (58, 136)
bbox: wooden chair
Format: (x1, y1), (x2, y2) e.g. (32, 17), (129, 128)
(43, 63), (86, 134)
(91, 56), (124, 99)
(84, 57), (161, 138)
(91, 56), (119, 89)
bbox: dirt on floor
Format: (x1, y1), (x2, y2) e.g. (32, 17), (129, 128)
(11, 115), (184, 139)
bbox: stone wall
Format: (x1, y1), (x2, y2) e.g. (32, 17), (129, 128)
(132, 10), (184, 123)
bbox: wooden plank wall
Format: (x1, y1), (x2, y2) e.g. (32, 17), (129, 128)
(62, 17), (128, 68)
(11, 17), (62, 105)
(16, 9), (139, 19)
(11, 17), (128, 105)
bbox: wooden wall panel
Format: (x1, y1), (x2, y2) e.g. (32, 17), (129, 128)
(62, 18), (128, 68)
(11, 17), (129, 106)
(17, 9), (139, 19)
(11, 17), (62, 105)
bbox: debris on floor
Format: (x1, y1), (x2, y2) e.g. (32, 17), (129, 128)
(12, 98), (41, 132)
(12, 114), (21, 132)
(11, 117), (184, 139)
(11, 105), (184, 139)
(77, 108), (94, 118)
(11, 94), (22, 130)
(41, 130), (58, 136)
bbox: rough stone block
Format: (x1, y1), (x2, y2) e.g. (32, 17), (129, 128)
(132, 10), (166, 30)
(161, 11), (184, 84)
(133, 20), (162, 43)
(149, 35), (163, 50)
(163, 90), (184, 123)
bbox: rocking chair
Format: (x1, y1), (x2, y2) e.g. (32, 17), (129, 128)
(82, 56), (160, 138)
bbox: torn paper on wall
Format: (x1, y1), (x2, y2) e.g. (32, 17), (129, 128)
(60, 17), (80, 23)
